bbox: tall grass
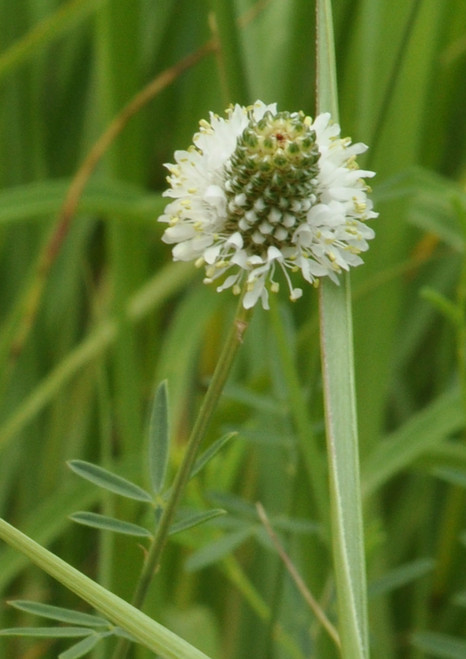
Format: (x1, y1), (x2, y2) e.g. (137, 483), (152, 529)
(0, 0), (466, 657)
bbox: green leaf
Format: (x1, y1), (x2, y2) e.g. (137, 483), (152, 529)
(369, 558), (435, 598)
(266, 516), (320, 536)
(420, 287), (461, 327)
(148, 380), (170, 495)
(433, 467), (466, 489)
(67, 460), (152, 503)
(59, 632), (107, 659)
(0, 627), (92, 638)
(362, 388), (464, 497)
(69, 512), (152, 538)
(316, 1), (368, 656)
(453, 591), (466, 607)
(186, 528), (253, 572)
(411, 631), (466, 658)
(190, 432), (237, 480)
(0, 518), (212, 658)
(169, 510), (226, 536)
(8, 600), (109, 628)
(0, 179), (165, 227)
(404, 168), (466, 251)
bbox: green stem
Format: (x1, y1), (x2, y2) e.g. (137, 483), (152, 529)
(113, 293), (253, 658)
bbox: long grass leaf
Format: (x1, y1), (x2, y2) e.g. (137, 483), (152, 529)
(0, 519), (212, 659)
(316, 1), (369, 657)
(362, 388), (464, 497)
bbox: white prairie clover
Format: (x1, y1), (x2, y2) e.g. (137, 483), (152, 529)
(159, 101), (377, 309)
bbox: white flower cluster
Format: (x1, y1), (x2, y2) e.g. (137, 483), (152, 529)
(159, 101), (377, 309)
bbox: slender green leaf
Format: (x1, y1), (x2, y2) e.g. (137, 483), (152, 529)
(186, 528), (253, 572)
(369, 558), (435, 598)
(148, 380), (170, 495)
(268, 516), (320, 536)
(411, 631), (466, 658)
(59, 632), (107, 659)
(8, 600), (109, 628)
(190, 432), (237, 480)
(453, 591), (466, 607)
(404, 168), (466, 251)
(69, 512), (152, 538)
(67, 461), (152, 503)
(433, 467), (466, 489)
(0, 519), (212, 658)
(317, 2), (368, 657)
(421, 287), (461, 327)
(362, 388), (464, 497)
(169, 509), (226, 536)
(0, 627), (92, 638)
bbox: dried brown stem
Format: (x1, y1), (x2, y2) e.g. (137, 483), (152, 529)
(256, 501), (341, 650)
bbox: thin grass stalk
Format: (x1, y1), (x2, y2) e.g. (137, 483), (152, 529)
(316, 0), (369, 657)
(256, 502), (340, 649)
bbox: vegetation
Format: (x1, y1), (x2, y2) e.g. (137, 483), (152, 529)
(0, 0), (465, 657)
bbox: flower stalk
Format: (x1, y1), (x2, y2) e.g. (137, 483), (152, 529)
(113, 291), (252, 658)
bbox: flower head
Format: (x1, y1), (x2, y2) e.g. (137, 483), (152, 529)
(159, 101), (377, 309)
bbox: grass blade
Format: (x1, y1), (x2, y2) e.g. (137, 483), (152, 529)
(0, 518), (212, 659)
(362, 388), (463, 497)
(411, 631), (466, 659)
(316, 1), (369, 657)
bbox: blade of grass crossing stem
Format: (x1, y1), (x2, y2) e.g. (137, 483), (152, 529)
(316, 1), (369, 658)
(0, 519), (212, 659)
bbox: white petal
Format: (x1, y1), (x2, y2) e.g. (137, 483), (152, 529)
(162, 224), (196, 243)
(172, 242), (198, 261)
(243, 278), (266, 309)
(204, 243), (222, 264)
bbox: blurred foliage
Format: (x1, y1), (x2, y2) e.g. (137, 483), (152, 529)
(0, 0), (465, 657)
